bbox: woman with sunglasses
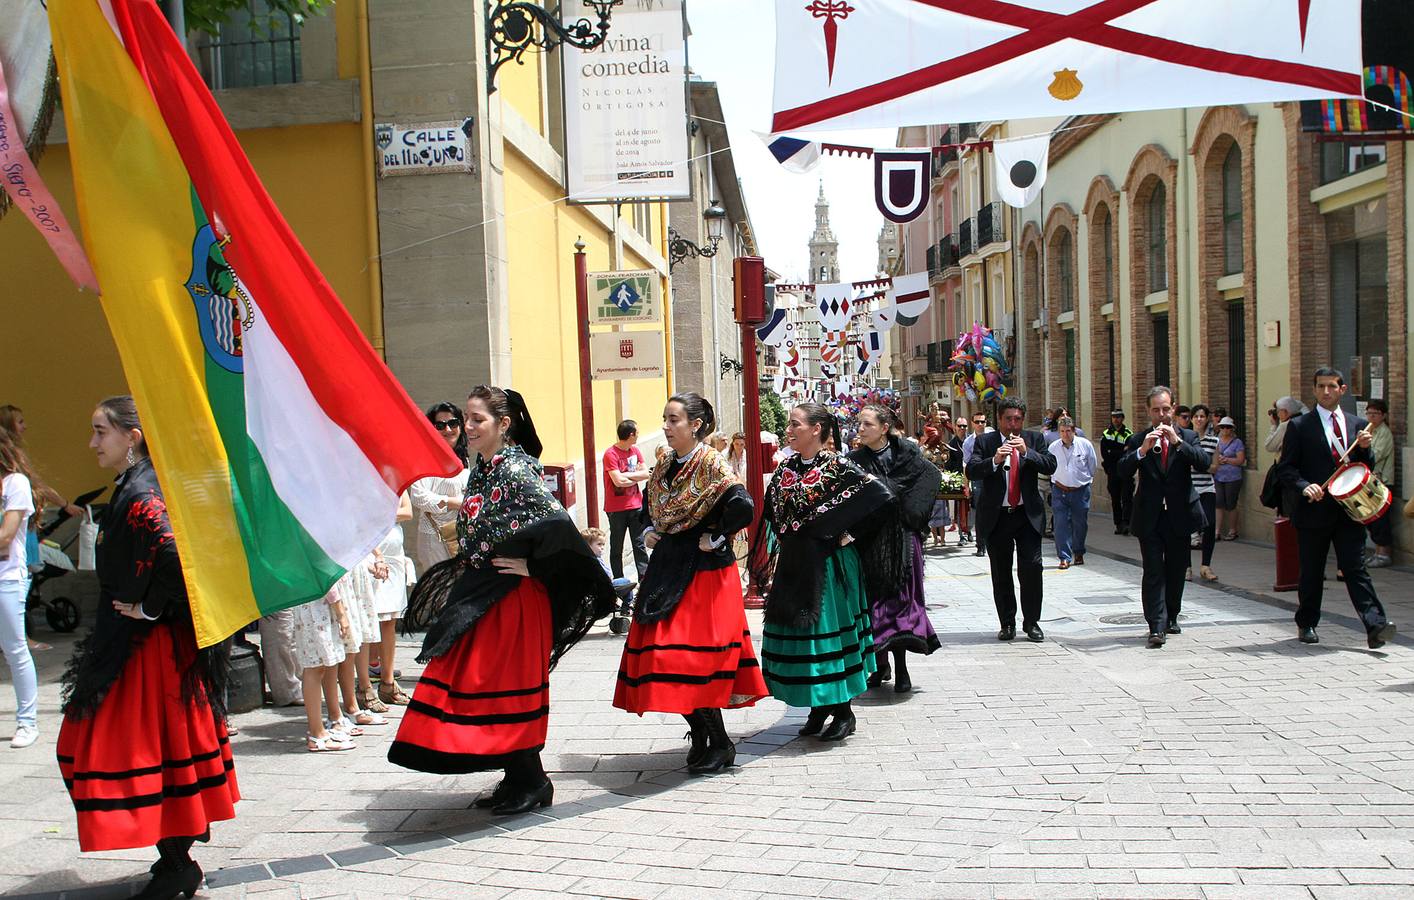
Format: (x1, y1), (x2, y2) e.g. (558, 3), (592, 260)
(409, 403), (471, 574)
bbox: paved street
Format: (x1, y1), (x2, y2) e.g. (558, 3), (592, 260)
(6, 520), (1414, 899)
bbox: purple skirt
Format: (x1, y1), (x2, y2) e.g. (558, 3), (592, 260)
(871, 534), (941, 656)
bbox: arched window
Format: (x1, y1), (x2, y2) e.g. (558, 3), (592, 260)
(1058, 230), (1074, 313)
(1026, 247), (1040, 316)
(1222, 145), (1243, 275)
(1147, 181), (1167, 292)
(1099, 212), (1114, 305)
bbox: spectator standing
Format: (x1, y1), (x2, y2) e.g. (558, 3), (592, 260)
(0, 433), (39, 748)
(1189, 405), (1220, 582)
(1264, 396), (1306, 455)
(1365, 399), (1395, 567)
(728, 432), (748, 482)
(962, 412), (993, 557)
(1048, 417), (1097, 569)
(603, 420), (651, 579)
(1101, 410), (1135, 535)
(409, 402), (470, 573)
(1214, 417), (1247, 540)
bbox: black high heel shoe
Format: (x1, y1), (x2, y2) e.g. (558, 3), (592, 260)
(797, 707), (829, 736)
(688, 709), (736, 776)
(473, 778), (511, 809)
(818, 705), (856, 742)
(683, 710), (709, 767)
(134, 860), (202, 899)
(493, 778), (553, 815)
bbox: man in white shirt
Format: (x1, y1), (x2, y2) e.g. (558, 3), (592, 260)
(1048, 417), (1098, 569)
(961, 412), (993, 557)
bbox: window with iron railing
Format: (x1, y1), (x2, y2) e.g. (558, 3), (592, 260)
(193, 2), (302, 90)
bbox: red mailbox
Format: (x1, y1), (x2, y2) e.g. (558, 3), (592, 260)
(541, 463), (577, 511)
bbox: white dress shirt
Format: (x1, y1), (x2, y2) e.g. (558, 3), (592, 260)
(1316, 405), (1350, 459)
(1048, 436), (1097, 488)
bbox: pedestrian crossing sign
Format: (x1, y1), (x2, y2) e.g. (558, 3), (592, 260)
(589, 270), (661, 324)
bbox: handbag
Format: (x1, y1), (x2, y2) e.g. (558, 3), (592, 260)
(1259, 463), (1283, 511)
(424, 512), (459, 555)
(76, 506), (98, 571)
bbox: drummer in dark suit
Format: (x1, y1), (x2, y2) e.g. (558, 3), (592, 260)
(1276, 367), (1395, 648)
(965, 397), (1057, 642)
(1118, 386), (1210, 648)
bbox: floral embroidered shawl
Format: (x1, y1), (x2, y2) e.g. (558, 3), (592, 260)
(646, 445), (737, 534)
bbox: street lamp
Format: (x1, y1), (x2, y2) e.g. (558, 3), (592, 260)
(668, 201), (728, 270)
(485, 0), (621, 93)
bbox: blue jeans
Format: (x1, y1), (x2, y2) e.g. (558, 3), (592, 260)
(0, 578), (37, 729)
(1051, 484), (1091, 563)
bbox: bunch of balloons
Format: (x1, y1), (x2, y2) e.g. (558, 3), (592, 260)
(948, 322), (1011, 403)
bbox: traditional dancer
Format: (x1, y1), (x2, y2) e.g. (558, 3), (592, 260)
(753, 403), (894, 743)
(848, 405), (941, 693)
(613, 393), (767, 775)
(58, 396), (238, 898)
(390, 386), (613, 814)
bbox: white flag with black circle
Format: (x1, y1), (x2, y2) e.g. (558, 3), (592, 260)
(994, 133), (1050, 209)
(873, 149), (932, 223)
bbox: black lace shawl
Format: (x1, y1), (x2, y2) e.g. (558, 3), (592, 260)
(848, 436), (940, 601)
(634, 484), (752, 624)
(60, 458), (227, 721)
(749, 451), (895, 630)
(402, 447), (614, 668)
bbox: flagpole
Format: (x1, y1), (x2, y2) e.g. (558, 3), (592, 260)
(575, 239), (601, 529)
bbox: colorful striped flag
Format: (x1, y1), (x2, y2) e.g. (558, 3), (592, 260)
(50, 0), (461, 647)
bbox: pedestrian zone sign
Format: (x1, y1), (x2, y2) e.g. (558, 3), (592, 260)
(589, 270), (661, 324)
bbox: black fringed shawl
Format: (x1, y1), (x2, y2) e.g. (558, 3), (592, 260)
(60, 458), (227, 721)
(848, 435), (940, 601)
(749, 450), (895, 630)
(402, 445), (614, 669)
(635, 445), (752, 624)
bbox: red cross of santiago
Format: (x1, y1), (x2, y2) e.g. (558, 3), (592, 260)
(805, 0), (855, 84)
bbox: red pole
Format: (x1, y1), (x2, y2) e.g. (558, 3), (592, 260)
(740, 320), (767, 610)
(574, 240), (600, 529)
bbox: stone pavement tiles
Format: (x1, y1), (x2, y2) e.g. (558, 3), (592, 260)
(5, 543), (1414, 898)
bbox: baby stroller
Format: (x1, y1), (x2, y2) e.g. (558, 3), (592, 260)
(26, 487), (106, 635)
(607, 578), (636, 635)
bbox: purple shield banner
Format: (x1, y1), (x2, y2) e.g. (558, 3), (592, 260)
(874, 150), (931, 224)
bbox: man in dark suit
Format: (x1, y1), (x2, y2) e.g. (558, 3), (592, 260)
(1276, 367), (1395, 648)
(965, 397), (1057, 642)
(1118, 386), (1210, 648)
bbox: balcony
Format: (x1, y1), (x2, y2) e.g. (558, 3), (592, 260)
(931, 145), (959, 183)
(938, 234), (961, 277)
(976, 201), (1005, 250)
(926, 243), (939, 279)
(958, 218), (975, 258)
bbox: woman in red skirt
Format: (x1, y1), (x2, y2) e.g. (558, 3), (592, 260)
(613, 392), (767, 774)
(390, 386), (613, 814)
(58, 396), (238, 899)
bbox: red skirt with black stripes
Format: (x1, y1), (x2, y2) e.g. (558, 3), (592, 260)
(613, 565), (768, 715)
(56, 624), (239, 852)
(387, 578), (552, 774)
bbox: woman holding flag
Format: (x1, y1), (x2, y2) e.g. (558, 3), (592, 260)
(57, 396), (238, 899)
(390, 386), (614, 814)
(612, 392), (767, 775)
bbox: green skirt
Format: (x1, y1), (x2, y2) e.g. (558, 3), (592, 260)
(761, 544), (876, 708)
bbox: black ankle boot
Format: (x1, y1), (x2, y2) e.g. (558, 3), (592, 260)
(683, 710), (709, 767)
(819, 703), (856, 742)
(492, 752), (553, 815)
(688, 708), (736, 776)
(473, 777), (511, 809)
(134, 859), (202, 899)
(866, 651), (891, 688)
(798, 706), (829, 736)
(893, 651), (912, 694)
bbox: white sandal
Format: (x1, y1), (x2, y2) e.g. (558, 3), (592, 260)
(327, 717), (364, 738)
(306, 732), (355, 752)
(351, 708), (387, 727)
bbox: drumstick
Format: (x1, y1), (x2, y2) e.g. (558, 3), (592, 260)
(1320, 423), (1373, 491)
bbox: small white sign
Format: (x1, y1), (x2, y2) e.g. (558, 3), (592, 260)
(375, 120), (472, 177)
(590, 331), (664, 380)
(588, 270), (662, 324)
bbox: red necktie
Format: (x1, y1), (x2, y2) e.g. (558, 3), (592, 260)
(1330, 413), (1344, 461)
(1160, 437), (1169, 470)
(1007, 444), (1022, 506)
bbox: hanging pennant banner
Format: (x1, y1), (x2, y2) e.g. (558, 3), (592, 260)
(770, 0), (1363, 134)
(994, 132), (1049, 208)
(874, 149), (931, 223)
(815, 282), (853, 330)
(756, 307), (792, 346)
(886, 271), (930, 326)
(872, 304), (898, 332)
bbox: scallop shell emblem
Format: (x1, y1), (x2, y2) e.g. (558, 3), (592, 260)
(1048, 68), (1083, 101)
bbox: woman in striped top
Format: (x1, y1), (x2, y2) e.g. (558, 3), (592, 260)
(1189, 405), (1220, 582)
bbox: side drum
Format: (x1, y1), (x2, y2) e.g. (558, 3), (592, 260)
(1328, 463), (1392, 525)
